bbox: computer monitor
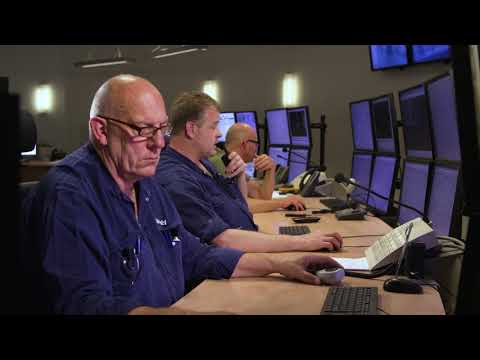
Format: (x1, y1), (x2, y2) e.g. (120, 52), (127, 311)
(369, 45), (409, 71)
(268, 146), (289, 168)
(398, 160), (430, 225)
(371, 94), (398, 154)
(412, 45), (451, 65)
(287, 148), (309, 183)
(427, 73), (461, 162)
(244, 162), (255, 178)
(266, 109), (290, 145)
(399, 84), (433, 159)
(350, 100), (374, 151)
(427, 164), (460, 236)
(218, 112), (236, 142)
(287, 107), (310, 146)
(235, 111), (257, 132)
(367, 155), (398, 214)
(350, 153), (373, 205)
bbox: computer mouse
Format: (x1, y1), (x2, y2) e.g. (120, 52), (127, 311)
(286, 205), (299, 211)
(315, 268), (345, 285)
(383, 277), (423, 294)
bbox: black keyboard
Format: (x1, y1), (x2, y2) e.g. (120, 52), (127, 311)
(278, 225), (311, 236)
(321, 287), (378, 315)
(320, 198), (350, 211)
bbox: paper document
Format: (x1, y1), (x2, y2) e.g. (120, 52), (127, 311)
(332, 257), (370, 271)
(272, 191), (290, 199)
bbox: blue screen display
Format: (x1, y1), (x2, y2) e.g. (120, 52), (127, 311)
(398, 161), (430, 225)
(351, 100), (374, 151)
(236, 111), (257, 131)
(288, 107), (310, 146)
(350, 153), (373, 205)
(218, 112), (236, 142)
(266, 109), (290, 145)
(370, 45), (408, 70)
(268, 146), (289, 168)
(287, 148), (309, 183)
(367, 156), (397, 214)
(371, 95), (396, 153)
(412, 45), (451, 64)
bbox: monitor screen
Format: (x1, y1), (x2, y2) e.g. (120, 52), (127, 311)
(371, 95), (397, 153)
(369, 45), (408, 71)
(350, 100), (374, 151)
(236, 111), (257, 131)
(268, 146), (289, 168)
(266, 109), (290, 145)
(218, 112), (236, 142)
(398, 161), (430, 225)
(350, 153), (373, 205)
(367, 155), (397, 214)
(287, 148), (309, 183)
(427, 74), (461, 162)
(427, 165), (459, 236)
(412, 45), (451, 64)
(244, 162), (255, 178)
(288, 107), (310, 146)
(399, 85), (433, 159)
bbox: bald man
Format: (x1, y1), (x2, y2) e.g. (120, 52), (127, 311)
(209, 123), (306, 213)
(22, 76), (342, 315)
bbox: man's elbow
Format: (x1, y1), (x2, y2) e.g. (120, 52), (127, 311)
(212, 231), (230, 248)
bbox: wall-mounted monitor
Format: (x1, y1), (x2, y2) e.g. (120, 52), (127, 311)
(369, 45), (409, 71)
(350, 100), (375, 152)
(287, 148), (309, 183)
(350, 153), (373, 205)
(367, 155), (398, 215)
(426, 73), (461, 162)
(218, 112), (236, 143)
(287, 107), (310, 146)
(427, 164), (460, 236)
(398, 160), (430, 225)
(399, 84), (433, 159)
(268, 146), (289, 168)
(266, 109), (290, 146)
(412, 45), (451, 65)
(371, 94), (399, 154)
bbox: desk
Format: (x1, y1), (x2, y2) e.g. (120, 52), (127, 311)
(173, 198), (445, 315)
(20, 160), (59, 182)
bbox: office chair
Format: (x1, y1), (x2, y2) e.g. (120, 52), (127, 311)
(19, 110), (37, 154)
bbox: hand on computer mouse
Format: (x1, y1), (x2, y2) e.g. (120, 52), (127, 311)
(272, 255), (343, 286)
(281, 195), (306, 211)
(300, 230), (343, 252)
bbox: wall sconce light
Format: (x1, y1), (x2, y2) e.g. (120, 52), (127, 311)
(74, 48), (135, 68)
(34, 84), (54, 114)
(203, 80), (219, 103)
(282, 73), (299, 107)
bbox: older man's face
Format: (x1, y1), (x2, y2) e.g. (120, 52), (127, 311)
(193, 105), (222, 159)
(107, 90), (168, 180)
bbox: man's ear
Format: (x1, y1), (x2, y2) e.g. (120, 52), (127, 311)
(185, 120), (197, 139)
(90, 117), (109, 145)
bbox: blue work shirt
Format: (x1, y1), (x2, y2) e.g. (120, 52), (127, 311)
(155, 146), (258, 244)
(24, 143), (244, 315)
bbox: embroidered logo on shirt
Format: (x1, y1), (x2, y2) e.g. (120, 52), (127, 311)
(172, 236), (181, 247)
(155, 218), (167, 226)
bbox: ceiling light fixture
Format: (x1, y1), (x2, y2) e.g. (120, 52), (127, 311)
(152, 45), (208, 59)
(74, 48), (135, 68)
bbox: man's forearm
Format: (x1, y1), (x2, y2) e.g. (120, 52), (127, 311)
(213, 229), (306, 252)
(247, 198), (285, 214)
(259, 169), (275, 200)
(231, 253), (279, 277)
(237, 173), (249, 202)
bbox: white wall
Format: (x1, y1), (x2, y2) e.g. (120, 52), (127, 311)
(1, 45), (451, 175)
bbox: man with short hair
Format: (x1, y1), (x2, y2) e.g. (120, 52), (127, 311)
(155, 91), (343, 253)
(23, 75), (341, 315)
(209, 122), (306, 213)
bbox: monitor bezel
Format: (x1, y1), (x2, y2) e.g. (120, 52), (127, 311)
(410, 45), (452, 66)
(370, 93), (400, 157)
(286, 106), (312, 147)
(398, 82), (435, 160)
(368, 45), (409, 72)
(349, 98), (376, 152)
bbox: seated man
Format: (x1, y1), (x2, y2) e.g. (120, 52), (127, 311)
(209, 123), (306, 213)
(22, 75), (341, 315)
(155, 91), (343, 253)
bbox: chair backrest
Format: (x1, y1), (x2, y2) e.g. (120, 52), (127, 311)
(19, 111), (37, 153)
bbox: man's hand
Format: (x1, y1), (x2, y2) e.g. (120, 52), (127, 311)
(254, 154), (276, 172)
(300, 231), (344, 252)
(280, 195), (306, 211)
(273, 255), (343, 285)
(225, 151), (246, 178)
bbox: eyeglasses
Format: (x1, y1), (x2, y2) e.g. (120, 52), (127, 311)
(98, 115), (171, 139)
(246, 139), (259, 146)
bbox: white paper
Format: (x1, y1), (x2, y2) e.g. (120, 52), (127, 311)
(272, 191), (289, 199)
(332, 257), (370, 271)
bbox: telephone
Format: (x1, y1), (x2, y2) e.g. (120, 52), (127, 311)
(298, 170), (322, 197)
(275, 165), (289, 184)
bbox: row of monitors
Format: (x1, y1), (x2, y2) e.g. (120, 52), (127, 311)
(369, 45), (451, 71)
(267, 146), (310, 183)
(218, 111), (259, 143)
(351, 72), (461, 162)
(265, 106), (311, 147)
(351, 153), (461, 237)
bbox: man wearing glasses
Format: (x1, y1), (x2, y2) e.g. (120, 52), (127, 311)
(208, 122), (306, 213)
(23, 75), (342, 315)
(155, 91), (343, 253)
